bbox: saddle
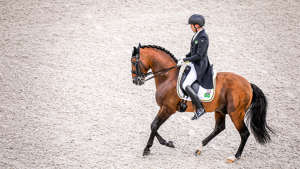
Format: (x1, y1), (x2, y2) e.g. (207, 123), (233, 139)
(177, 63), (217, 102)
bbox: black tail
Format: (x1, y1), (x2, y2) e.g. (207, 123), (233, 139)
(246, 83), (275, 144)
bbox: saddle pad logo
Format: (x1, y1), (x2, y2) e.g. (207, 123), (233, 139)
(204, 90), (211, 98)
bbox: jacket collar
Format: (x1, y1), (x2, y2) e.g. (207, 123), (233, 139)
(191, 28), (205, 45)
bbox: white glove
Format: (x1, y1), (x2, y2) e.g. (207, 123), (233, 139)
(177, 58), (184, 66)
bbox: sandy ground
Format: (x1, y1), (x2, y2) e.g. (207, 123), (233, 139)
(1, 0), (300, 168)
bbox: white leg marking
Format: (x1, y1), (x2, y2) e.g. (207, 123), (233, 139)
(197, 143), (204, 151)
(226, 156), (237, 163)
(194, 143), (203, 156)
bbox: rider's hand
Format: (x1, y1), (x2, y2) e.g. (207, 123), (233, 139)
(177, 58), (184, 66)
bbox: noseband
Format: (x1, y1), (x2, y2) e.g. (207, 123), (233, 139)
(131, 52), (179, 84)
(131, 53), (149, 83)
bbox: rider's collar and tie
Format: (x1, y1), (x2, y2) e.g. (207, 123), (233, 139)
(192, 28), (203, 41)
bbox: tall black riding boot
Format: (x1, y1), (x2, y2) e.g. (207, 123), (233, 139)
(185, 85), (206, 120)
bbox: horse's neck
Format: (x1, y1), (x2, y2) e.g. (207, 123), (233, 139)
(147, 52), (177, 88)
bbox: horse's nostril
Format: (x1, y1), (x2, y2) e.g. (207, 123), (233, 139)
(133, 80), (135, 84)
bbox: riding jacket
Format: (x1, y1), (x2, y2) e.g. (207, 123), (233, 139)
(183, 28), (213, 89)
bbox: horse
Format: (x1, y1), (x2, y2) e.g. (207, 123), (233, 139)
(130, 44), (274, 163)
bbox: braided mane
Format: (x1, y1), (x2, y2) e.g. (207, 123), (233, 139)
(141, 45), (178, 63)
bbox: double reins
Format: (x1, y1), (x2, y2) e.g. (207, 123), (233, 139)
(144, 65), (178, 82)
(131, 53), (179, 82)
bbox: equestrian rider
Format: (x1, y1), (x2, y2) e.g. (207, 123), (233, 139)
(177, 14), (212, 120)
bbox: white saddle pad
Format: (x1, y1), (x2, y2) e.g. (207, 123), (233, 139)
(176, 63), (217, 102)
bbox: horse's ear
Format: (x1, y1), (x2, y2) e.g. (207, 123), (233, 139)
(137, 43), (141, 54)
(132, 47), (137, 56)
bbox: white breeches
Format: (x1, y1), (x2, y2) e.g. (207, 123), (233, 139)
(182, 62), (197, 89)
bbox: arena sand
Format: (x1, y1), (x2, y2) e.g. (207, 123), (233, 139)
(1, 0), (300, 168)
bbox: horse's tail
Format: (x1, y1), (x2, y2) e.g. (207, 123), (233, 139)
(246, 83), (275, 144)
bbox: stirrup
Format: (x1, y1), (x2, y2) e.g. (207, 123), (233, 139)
(191, 108), (206, 120)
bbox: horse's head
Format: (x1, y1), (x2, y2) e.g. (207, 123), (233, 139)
(131, 44), (150, 86)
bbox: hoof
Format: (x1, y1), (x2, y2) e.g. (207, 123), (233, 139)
(195, 143), (203, 156)
(143, 150), (150, 156)
(226, 156), (237, 163)
(166, 141), (175, 148)
(194, 150), (201, 156)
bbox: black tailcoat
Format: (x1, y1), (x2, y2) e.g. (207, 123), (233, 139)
(183, 29), (213, 89)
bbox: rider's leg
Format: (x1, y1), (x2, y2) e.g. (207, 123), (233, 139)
(182, 63), (206, 120)
(185, 85), (206, 120)
(182, 63), (197, 89)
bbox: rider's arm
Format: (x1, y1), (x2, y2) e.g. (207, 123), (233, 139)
(186, 52), (191, 58)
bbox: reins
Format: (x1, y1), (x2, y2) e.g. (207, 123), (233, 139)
(131, 56), (179, 82)
(131, 44), (180, 84)
(144, 65), (179, 82)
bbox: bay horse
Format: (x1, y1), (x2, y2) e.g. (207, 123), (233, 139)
(131, 44), (274, 163)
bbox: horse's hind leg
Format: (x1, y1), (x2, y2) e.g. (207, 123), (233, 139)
(195, 111), (226, 155)
(227, 111), (250, 163)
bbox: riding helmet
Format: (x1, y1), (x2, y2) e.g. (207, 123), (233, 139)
(188, 14), (205, 27)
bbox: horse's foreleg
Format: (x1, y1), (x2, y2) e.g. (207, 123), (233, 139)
(156, 130), (175, 148)
(143, 107), (174, 156)
(195, 111), (226, 155)
(143, 132), (156, 156)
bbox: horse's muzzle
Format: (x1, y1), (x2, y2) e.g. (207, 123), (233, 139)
(132, 76), (145, 86)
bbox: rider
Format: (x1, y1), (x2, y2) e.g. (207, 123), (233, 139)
(177, 14), (211, 120)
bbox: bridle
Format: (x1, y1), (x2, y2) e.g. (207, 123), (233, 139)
(131, 52), (148, 84)
(131, 46), (179, 85)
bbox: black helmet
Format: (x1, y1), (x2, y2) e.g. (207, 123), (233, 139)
(188, 14), (205, 27)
